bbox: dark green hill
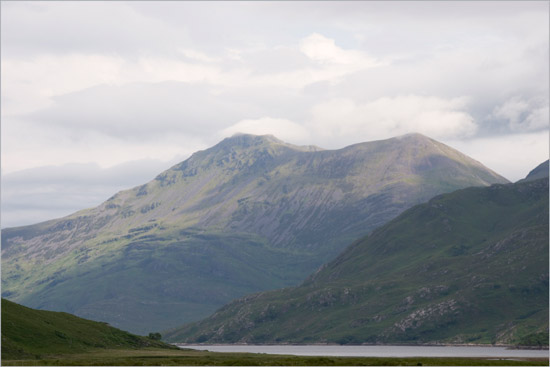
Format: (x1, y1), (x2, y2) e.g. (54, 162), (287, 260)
(166, 177), (548, 344)
(2, 133), (508, 334)
(1, 298), (175, 360)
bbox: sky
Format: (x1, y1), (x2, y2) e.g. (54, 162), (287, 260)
(1, 1), (549, 228)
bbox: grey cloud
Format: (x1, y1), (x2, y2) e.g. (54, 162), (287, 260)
(4, 1), (546, 61)
(2, 0), (548, 228)
(1, 2), (190, 58)
(244, 47), (312, 75)
(1, 159), (179, 228)
(23, 82), (263, 140)
(2, 1), (301, 59)
(22, 81), (317, 145)
(303, 39), (548, 138)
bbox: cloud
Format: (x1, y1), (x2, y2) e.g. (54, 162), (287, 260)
(1, 117), (205, 174)
(523, 106), (550, 131)
(300, 33), (378, 67)
(1, 159), (178, 228)
(2, 33), (381, 119)
(1, 1), (548, 227)
(492, 97), (549, 132)
(221, 117), (310, 143)
(20, 82), (260, 139)
(1, 54), (126, 115)
(180, 49), (221, 63)
(308, 95), (477, 145)
(1, 1), (191, 57)
(446, 131), (549, 182)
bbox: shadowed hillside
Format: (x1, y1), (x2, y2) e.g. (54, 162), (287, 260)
(167, 174), (548, 345)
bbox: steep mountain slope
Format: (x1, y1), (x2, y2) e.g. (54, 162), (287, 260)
(1, 133), (508, 334)
(167, 177), (548, 344)
(518, 160), (549, 183)
(1, 298), (174, 361)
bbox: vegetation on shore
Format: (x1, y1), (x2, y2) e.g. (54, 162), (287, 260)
(2, 348), (548, 366)
(3, 297), (547, 366)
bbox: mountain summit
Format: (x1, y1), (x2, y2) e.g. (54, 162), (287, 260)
(2, 133), (508, 334)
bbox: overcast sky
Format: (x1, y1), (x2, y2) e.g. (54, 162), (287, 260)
(1, 1), (549, 228)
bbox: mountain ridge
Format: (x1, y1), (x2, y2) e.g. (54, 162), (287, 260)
(2, 133), (509, 334)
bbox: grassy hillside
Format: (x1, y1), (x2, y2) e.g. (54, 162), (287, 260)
(1, 298), (175, 360)
(2, 133), (508, 334)
(167, 177), (548, 344)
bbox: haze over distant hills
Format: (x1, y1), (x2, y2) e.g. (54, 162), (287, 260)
(167, 165), (548, 345)
(1, 133), (508, 334)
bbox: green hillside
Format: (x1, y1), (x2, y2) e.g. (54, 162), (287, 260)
(166, 177), (548, 344)
(2, 133), (508, 334)
(1, 298), (175, 361)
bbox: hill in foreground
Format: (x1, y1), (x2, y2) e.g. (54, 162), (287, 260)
(166, 174), (548, 345)
(2, 298), (546, 367)
(1, 298), (175, 361)
(2, 133), (508, 334)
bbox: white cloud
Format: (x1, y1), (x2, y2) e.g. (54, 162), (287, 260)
(1, 33), (381, 119)
(300, 33), (377, 67)
(1, 54), (126, 115)
(1, 1), (548, 226)
(308, 95), (477, 144)
(492, 97), (529, 125)
(221, 117), (310, 143)
(446, 131), (549, 182)
(493, 97), (549, 132)
(180, 49), (221, 63)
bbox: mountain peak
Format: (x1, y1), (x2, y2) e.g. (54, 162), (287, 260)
(2, 132), (510, 335)
(218, 133), (284, 148)
(213, 133), (322, 153)
(396, 132), (431, 140)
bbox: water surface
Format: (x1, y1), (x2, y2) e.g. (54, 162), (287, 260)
(178, 344), (549, 358)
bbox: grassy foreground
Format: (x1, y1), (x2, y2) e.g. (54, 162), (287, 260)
(2, 348), (548, 366)
(1, 298), (176, 361)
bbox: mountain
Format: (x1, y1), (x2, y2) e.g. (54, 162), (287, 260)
(518, 160), (549, 183)
(166, 176), (548, 345)
(1, 298), (174, 361)
(1, 133), (508, 335)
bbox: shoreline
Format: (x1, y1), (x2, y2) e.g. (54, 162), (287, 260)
(174, 342), (550, 351)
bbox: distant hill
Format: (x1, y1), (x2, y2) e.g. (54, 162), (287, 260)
(2, 133), (508, 334)
(166, 176), (548, 345)
(1, 298), (175, 361)
(518, 160), (549, 183)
